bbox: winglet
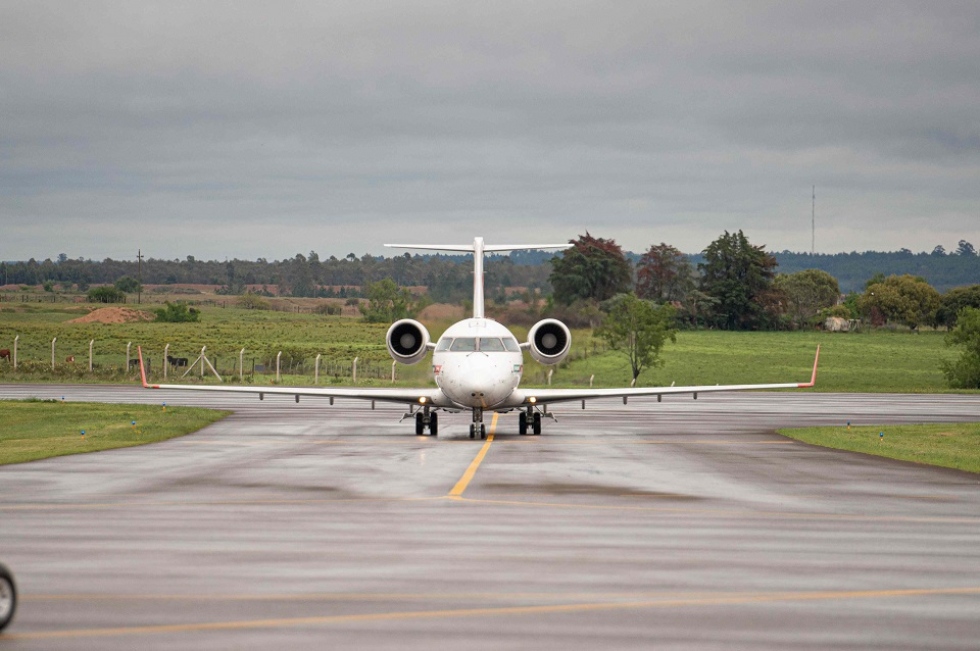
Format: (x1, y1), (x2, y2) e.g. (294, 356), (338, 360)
(798, 345), (820, 388)
(137, 345), (152, 389)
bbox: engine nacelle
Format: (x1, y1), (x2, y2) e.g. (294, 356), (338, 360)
(527, 319), (572, 365)
(386, 319), (431, 365)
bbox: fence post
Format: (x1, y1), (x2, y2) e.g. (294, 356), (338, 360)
(13, 335), (18, 369)
(352, 357), (358, 384)
(89, 339), (94, 372)
(315, 354), (321, 384)
(126, 342), (132, 371)
(548, 368), (553, 386)
(239, 348), (245, 382)
(164, 343), (170, 380)
(391, 360), (397, 383)
(276, 351), (282, 382)
(51, 337), (57, 370)
(589, 374), (594, 388)
(200, 346), (207, 377)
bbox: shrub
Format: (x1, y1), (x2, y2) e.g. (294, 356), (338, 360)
(88, 286), (127, 303)
(154, 302), (201, 323)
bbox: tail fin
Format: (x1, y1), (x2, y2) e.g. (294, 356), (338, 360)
(385, 237), (569, 318)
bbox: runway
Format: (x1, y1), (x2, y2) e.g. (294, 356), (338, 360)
(1, 385), (979, 649)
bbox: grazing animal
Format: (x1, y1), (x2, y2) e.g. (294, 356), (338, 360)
(128, 358), (140, 367)
(66, 355), (75, 363)
(0, 349), (10, 362)
(167, 355), (188, 367)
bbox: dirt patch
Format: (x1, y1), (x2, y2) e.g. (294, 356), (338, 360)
(68, 307), (155, 324)
(418, 303), (464, 321)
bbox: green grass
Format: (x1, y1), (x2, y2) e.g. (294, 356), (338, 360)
(0, 303), (972, 393)
(556, 329), (957, 392)
(0, 400), (230, 465)
(778, 423), (980, 474)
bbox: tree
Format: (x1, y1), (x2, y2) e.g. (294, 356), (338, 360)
(550, 233), (632, 305)
(940, 307), (980, 388)
(596, 293), (677, 383)
(114, 276), (141, 293)
(698, 230), (779, 330)
(859, 275), (941, 330)
(955, 240), (977, 257)
(362, 278), (420, 323)
(936, 285), (980, 329)
(775, 269), (840, 329)
(635, 243), (694, 303)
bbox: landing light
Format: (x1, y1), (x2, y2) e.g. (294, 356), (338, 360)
(418, 397), (427, 404)
(528, 397), (537, 404)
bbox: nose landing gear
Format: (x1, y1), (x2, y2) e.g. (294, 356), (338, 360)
(469, 408), (487, 439)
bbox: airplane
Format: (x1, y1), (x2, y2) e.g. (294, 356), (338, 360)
(138, 236), (819, 439)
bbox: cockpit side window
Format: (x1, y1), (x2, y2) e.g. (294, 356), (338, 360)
(435, 338), (453, 352)
(478, 337), (506, 352)
(449, 337), (477, 352)
(503, 337), (521, 352)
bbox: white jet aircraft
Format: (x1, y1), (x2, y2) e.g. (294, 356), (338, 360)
(139, 237), (819, 439)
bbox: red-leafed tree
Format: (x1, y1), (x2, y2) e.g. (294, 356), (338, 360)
(635, 243), (695, 303)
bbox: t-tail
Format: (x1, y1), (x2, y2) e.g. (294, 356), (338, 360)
(385, 237), (570, 318)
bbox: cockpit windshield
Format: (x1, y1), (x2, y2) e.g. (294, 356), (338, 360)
(449, 337), (477, 352)
(478, 337), (505, 352)
(437, 337), (520, 353)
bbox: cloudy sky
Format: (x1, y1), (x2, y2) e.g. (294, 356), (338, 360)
(1, 1), (978, 262)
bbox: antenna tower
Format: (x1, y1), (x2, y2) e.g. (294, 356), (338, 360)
(811, 185), (815, 255)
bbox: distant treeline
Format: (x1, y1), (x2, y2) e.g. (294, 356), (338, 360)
(0, 252), (554, 303)
(2, 245), (977, 298)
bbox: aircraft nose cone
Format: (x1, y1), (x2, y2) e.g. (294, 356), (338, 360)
(442, 354), (513, 408)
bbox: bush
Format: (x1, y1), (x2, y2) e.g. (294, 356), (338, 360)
(88, 286), (127, 303)
(154, 302), (201, 323)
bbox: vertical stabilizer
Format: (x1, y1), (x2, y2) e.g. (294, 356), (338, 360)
(384, 238), (570, 320)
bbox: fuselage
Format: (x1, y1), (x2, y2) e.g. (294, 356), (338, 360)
(432, 318), (523, 410)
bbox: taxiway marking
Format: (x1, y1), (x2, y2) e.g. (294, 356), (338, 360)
(447, 413), (498, 497)
(8, 586), (979, 641)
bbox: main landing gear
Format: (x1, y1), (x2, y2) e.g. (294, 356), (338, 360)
(518, 408), (542, 436)
(414, 409), (438, 436)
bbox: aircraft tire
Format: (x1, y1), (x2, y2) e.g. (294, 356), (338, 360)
(0, 563), (16, 632)
(430, 412), (438, 436)
(519, 412), (527, 435)
(480, 424), (486, 440)
(415, 413), (424, 436)
(532, 412), (542, 436)
(469, 424), (475, 439)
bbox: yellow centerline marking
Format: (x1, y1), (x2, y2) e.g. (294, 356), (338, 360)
(447, 413), (497, 498)
(7, 586), (979, 640)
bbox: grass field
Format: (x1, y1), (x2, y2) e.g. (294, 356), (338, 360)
(779, 423), (980, 474)
(0, 302), (971, 393)
(0, 399), (230, 465)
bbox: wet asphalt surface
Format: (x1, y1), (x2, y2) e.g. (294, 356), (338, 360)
(1, 385), (978, 650)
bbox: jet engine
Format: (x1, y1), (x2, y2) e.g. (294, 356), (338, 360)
(527, 318), (572, 365)
(386, 319), (431, 365)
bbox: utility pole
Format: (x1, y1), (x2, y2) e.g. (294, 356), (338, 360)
(137, 248), (144, 304)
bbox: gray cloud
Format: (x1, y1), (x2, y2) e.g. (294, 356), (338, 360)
(1, 1), (978, 261)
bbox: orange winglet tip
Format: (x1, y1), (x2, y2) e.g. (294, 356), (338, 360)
(798, 345), (820, 388)
(137, 345), (150, 388)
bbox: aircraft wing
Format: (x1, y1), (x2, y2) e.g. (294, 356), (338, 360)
(136, 347), (445, 407)
(514, 346), (820, 406)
